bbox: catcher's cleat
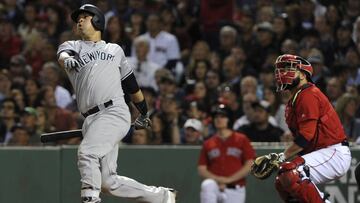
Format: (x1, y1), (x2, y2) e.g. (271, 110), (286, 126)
(165, 188), (177, 203)
(81, 196), (101, 203)
(323, 192), (330, 201)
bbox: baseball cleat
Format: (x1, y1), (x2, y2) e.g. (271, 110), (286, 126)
(81, 196), (101, 203)
(165, 188), (177, 203)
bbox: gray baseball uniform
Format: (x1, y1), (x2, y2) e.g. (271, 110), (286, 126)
(57, 40), (170, 203)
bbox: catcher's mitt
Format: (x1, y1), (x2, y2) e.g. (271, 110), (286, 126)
(251, 153), (285, 180)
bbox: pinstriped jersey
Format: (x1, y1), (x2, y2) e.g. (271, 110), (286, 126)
(57, 40), (133, 113)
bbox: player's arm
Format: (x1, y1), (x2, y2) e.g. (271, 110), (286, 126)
(122, 73), (147, 115)
(57, 50), (80, 71)
(284, 143), (304, 160)
(122, 73), (151, 129)
(130, 89), (149, 117)
(198, 165), (224, 182)
(283, 119), (317, 160)
(222, 160), (253, 184)
(129, 89), (145, 104)
(57, 51), (72, 68)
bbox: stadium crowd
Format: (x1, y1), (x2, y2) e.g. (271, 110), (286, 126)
(0, 0), (360, 146)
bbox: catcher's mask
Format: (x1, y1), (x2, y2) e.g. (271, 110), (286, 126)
(274, 54), (313, 92)
(71, 4), (105, 32)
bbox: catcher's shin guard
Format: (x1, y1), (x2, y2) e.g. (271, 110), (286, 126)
(275, 157), (325, 203)
(275, 177), (298, 202)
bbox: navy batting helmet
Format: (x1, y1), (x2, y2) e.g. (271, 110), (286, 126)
(71, 4), (105, 32)
(211, 104), (229, 118)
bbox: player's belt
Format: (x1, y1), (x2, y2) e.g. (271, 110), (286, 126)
(226, 184), (243, 189)
(341, 140), (349, 147)
(82, 100), (113, 118)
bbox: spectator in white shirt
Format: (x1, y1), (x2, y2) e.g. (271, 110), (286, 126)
(132, 13), (183, 79)
(128, 36), (161, 91)
(39, 62), (73, 109)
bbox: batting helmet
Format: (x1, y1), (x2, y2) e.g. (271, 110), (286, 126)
(211, 104), (229, 118)
(71, 4), (105, 32)
(274, 54), (313, 92)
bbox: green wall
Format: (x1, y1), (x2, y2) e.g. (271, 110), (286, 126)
(0, 146), (359, 203)
(0, 147), (61, 203)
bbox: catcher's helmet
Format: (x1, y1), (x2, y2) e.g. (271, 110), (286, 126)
(274, 54), (313, 91)
(71, 4), (105, 32)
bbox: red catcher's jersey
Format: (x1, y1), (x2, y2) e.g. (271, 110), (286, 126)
(198, 131), (256, 186)
(285, 83), (346, 154)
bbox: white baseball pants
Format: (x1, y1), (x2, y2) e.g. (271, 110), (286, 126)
(200, 179), (246, 203)
(78, 102), (169, 203)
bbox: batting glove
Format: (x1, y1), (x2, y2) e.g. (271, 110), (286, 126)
(64, 57), (80, 72)
(134, 114), (152, 130)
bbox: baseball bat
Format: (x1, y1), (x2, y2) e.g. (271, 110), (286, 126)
(40, 124), (139, 143)
(40, 129), (83, 143)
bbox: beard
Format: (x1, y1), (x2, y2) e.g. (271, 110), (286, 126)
(285, 76), (300, 90)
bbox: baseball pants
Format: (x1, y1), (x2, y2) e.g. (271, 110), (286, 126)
(297, 143), (352, 202)
(78, 143), (169, 202)
(200, 179), (246, 203)
(78, 102), (169, 202)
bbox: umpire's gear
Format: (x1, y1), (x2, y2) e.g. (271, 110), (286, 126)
(71, 4), (105, 32)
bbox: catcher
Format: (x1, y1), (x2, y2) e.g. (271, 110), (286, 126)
(251, 54), (351, 203)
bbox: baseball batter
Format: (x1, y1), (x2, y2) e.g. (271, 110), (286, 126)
(56, 4), (176, 203)
(198, 104), (256, 203)
(258, 54), (351, 203)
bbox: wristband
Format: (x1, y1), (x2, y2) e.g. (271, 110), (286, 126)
(134, 99), (148, 116)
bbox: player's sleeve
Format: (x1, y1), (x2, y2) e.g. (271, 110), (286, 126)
(119, 48), (134, 80)
(198, 144), (209, 166)
(57, 41), (77, 57)
(240, 134), (256, 162)
(293, 92), (320, 146)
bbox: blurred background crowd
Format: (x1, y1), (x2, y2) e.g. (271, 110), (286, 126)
(0, 0), (360, 146)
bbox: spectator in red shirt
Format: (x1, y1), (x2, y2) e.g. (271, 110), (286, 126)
(37, 85), (78, 144)
(0, 20), (22, 67)
(200, 0), (234, 49)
